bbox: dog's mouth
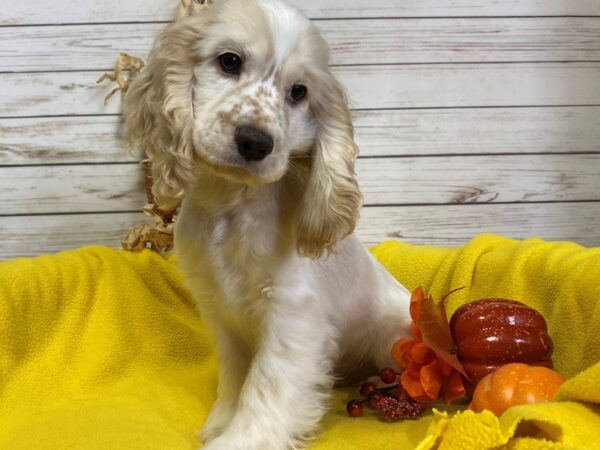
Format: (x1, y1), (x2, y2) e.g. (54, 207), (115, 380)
(195, 156), (261, 185)
(194, 148), (286, 186)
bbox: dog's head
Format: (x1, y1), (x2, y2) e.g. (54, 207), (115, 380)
(125, 0), (361, 257)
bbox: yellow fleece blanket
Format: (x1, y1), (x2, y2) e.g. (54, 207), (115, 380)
(0, 234), (598, 449)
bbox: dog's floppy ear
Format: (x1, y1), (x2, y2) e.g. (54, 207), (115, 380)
(124, 19), (204, 210)
(295, 76), (362, 258)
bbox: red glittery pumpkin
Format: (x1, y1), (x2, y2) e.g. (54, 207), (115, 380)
(449, 299), (554, 386)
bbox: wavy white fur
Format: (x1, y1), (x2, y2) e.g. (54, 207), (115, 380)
(124, 1), (412, 448)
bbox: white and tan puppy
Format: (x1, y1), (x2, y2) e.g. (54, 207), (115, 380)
(124, 1), (411, 448)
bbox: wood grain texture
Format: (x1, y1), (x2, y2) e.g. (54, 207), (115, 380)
(1, 154), (599, 215)
(0, 164), (145, 215)
(0, 116), (139, 164)
(358, 203), (600, 247)
(0, 212), (147, 260)
(3, 63), (600, 118)
(2, 202), (599, 260)
(3, 0), (600, 25)
(3, 107), (599, 165)
(358, 154), (600, 205)
(1, 0), (599, 257)
(3, 18), (600, 72)
(354, 107), (600, 157)
(337, 63), (600, 110)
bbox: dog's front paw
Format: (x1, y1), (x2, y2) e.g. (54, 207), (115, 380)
(199, 423), (225, 445)
(199, 434), (244, 450)
(199, 430), (286, 450)
(199, 402), (236, 444)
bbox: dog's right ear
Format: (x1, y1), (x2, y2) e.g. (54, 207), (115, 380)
(123, 19), (205, 210)
(177, 0), (213, 19)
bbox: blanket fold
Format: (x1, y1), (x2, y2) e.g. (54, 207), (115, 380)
(0, 234), (598, 449)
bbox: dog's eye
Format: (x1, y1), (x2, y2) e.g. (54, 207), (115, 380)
(218, 53), (242, 75)
(288, 84), (307, 104)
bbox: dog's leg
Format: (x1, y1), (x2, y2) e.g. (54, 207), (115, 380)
(200, 325), (251, 443)
(372, 281), (412, 369)
(201, 293), (337, 450)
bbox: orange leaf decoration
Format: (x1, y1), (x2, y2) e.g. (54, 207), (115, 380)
(416, 287), (469, 379)
(391, 286), (467, 404)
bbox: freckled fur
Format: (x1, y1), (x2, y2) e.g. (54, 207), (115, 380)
(124, 1), (412, 449)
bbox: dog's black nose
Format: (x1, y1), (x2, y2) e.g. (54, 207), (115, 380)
(235, 126), (274, 162)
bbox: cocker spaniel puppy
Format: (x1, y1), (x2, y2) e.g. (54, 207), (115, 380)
(124, 0), (412, 448)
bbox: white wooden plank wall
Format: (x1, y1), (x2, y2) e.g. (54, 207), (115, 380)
(1, 0), (599, 260)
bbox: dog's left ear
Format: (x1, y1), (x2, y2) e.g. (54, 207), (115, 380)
(177, 0), (213, 19)
(295, 76), (362, 258)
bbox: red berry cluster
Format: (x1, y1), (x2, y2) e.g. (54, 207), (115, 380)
(345, 368), (427, 421)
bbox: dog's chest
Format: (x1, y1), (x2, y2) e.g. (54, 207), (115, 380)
(208, 211), (280, 303)
(177, 194), (289, 314)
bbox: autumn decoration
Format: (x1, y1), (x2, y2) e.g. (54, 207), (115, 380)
(469, 363), (564, 416)
(391, 287), (468, 404)
(449, 298), (554, 386)
(345, 286), (562, 422)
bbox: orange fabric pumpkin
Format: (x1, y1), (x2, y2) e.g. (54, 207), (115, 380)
(469, 363), (564, 416)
